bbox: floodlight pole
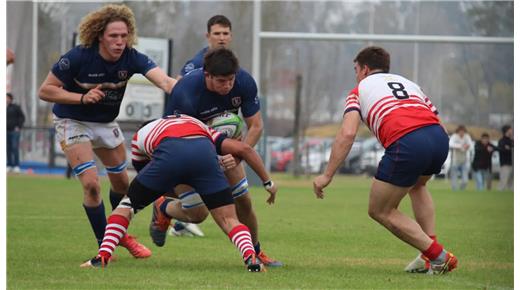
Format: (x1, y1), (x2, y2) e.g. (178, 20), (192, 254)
(252, 0), (261, 88)
(31, 2), (38, 126)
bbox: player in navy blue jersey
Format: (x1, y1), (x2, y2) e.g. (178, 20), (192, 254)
(169, 15), (233, 239)
(38, 4), (177, 260)
(155, 48), (282, 267)
(179, 15), (232, 78)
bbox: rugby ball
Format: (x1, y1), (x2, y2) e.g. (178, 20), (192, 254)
(208, 112), (244, 139)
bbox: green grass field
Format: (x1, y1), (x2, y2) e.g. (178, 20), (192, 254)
(7, 174), (513, 289)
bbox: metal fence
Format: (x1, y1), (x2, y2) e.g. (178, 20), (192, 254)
(18, 126), (136, 173)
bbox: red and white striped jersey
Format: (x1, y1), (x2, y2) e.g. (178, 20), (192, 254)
(344, 73), (439, 148)
(131, 114), (223, 163)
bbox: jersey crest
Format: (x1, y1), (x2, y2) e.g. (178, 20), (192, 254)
(231, 96), (242, 107)
(58, 58), (70, 71)
(118, 70), (128, 80)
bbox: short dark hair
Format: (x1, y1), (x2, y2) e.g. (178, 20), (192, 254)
(203, 48), (239, 76)
(502, 125), (512, 135)
(481, 133), (490, 138)
(456, 125), (467, 133)
(207, 15), (232, 33)
(6, 92), (13, 99)
(354, 46), (390, 73)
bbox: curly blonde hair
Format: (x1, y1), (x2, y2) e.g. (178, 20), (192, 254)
(77, 4), (137, 48)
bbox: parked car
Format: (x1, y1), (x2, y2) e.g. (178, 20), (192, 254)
(300, 138), (332, 174)
(270, 137), (334, 173)
(312, 139), (363, 174)
(359, 137), (384, 176)
(269, 137), (293, 172)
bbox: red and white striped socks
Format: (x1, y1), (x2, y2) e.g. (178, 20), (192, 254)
(228, 224), (255, 262)
(98, 214), (129, 259)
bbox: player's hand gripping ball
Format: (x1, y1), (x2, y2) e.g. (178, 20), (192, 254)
(208, 112), (244, 139)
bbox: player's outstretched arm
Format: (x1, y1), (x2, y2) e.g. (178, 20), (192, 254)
(39, 72), (104, 105)
(220, 138), (277, 204)
(145, 67), (177, 94)
(313, 111), (360, 199)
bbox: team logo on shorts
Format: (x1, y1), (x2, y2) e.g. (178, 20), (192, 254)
(113, 128), (120, 138)
(231, 96), (242, 107)
(58, 58), (70, 71)
(118, 70), (128, 80)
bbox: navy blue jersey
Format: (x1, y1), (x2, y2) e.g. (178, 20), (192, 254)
(165, 68), (260, 122)
(51, 44), (157, 123)
(179, 47), (208, 76)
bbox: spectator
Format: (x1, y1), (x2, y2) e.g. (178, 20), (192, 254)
(472, 133), (497, 191)
(6, 93), (25, 173)
(498, 125), (513, 191)
(449, 125), (472, 190)
(7, 48), (15, 65)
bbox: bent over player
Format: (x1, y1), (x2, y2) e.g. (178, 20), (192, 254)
(38, 4), (176, 258)
(81, 114), (277, 272)
(313, 46), (458, 275)
(159, 48), (282, 267)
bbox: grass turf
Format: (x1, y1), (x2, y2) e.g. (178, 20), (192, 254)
(7, 173), (513, 289)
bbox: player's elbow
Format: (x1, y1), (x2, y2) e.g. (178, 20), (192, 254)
(165, 77), (177, 94)
(339, 127), (356, 141)
(236, 143), (255, 159)
(38, 86), (51, 102)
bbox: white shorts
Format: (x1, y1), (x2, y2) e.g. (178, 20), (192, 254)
(54, 116), (124, 150)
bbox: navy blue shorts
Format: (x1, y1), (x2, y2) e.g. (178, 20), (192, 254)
(136, 137), (229, 196)
(375, 125), (449, 187)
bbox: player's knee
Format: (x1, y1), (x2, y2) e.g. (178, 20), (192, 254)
(82, 178), (101, 198)
(188, 208), (209, 224)
(126, 178), (160, 214)
(368, 206), (385, 222)
(409, 184), (425, 195)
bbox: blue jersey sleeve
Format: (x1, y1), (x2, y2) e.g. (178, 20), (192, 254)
(179, 59), (197, 76)
(214, 134), (228, 155)
(129, 49), (157, 75)
(164, 80), (198, 117)
(237, 70), (260, 118)
(179, 47), (207, 76)
(51, 46), (83, 85)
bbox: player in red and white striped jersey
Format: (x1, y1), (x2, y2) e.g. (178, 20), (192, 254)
(313, 46), (457, 275)
(131, 114), (222, 161)
(344, 73), (440, 148)
(81, 114), (277, 272)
